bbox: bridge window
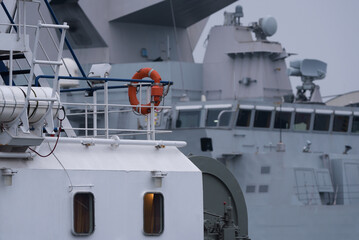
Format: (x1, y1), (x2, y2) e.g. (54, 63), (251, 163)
(144, 193), (164, 235)
(313, 114), (331, 131)
(73, 192), (94, 235)
(254, 110), (272, 128)
(352, 116), (359, 133)
(274, 111), (291, 129)
(333, 115), (349, 132)
(206, 109), (231, 127)
(176, 110), (201, 128)
(294, 112), (311, 131)
(236, 109), (252, 127)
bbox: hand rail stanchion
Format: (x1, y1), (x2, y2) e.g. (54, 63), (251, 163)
(85, 105), (88, 137)
(93, 87), (97, 137)
(146, 85), (151, 140)
(104, 80), (109, 139)
(9, 50), (13, 86)
(151, 103), (155, 140)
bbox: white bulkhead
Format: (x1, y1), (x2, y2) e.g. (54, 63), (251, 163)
(0, 142), (203, 239)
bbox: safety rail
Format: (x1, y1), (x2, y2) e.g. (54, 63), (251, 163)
(62, 102), (172, 139)
(55, 74), (173, 140)
(34, 75), (173, 88)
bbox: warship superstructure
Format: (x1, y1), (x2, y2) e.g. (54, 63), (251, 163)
(1, 0), (359, 240)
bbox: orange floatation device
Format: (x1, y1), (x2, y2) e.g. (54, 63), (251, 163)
(128, 68), (163, 115)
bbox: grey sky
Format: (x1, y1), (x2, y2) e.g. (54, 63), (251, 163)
(193, 0), (359, 98)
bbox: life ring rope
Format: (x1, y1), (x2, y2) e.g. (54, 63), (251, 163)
(128, 68), (164, 115)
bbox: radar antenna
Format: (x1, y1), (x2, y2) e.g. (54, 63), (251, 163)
(251, 16), (278, 40)
(288, 59), (327, 103)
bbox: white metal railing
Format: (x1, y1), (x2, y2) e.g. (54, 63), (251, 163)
(62, 101), (172, 140)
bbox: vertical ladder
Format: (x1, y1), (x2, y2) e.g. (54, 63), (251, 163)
(6, 20), (69, 135)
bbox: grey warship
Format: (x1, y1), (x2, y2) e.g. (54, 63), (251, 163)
(1, 0), (359, 239)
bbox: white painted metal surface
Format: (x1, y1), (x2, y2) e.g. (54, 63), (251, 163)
(0, 86), (60, 123)
(0, 143), (203, 239)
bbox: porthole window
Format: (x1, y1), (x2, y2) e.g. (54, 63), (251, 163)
(73, 192), (95, 235)
(144, 193), (164, 235)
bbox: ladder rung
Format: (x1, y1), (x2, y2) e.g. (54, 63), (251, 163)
(0, 69), (31, 75)
(0, 53), (26, 61)
(28, 98), (58, 102)
(33, 60), (62, 65)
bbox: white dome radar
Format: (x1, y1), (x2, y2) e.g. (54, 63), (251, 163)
(259, 16), (277, 37)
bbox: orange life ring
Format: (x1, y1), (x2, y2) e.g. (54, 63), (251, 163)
(128, 68), (163, 115)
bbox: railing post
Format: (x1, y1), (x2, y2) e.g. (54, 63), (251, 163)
(9, 50), (13, 86)
(85, 105), (88, 137)
(104, 80), (109, 139)
(146, 86), (151, 140)
(93, 90), (97, 137)
(151, 103), (155, 140)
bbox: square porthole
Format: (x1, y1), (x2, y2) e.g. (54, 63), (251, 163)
(259, 185), (269, 193)
(246, 185), (256, 193)
(144, 193), (164, 235)
(261, 166), (270, 174)
(73, 192), (95, 235)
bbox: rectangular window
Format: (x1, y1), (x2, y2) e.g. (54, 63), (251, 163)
(254, 110), (272, 128)
(144, 193), (164, 235)
(176, 110), (201, 128)
(261, 166), (270, 174)
(313, 114), (331, 131)
(258, 185), (269, 193)
(73, 192), (94, 235)
(333, 115), (349, 132)
(294, 112), (311, 131)
(274, 111), (291, 129)
(352, 116), (359, 133)
(246, 185), (256, 193)
(206, 109), (231, 127)
(236, 109), (252, 127)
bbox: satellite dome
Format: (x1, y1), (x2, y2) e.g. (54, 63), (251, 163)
(259, 16), (277, 37)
